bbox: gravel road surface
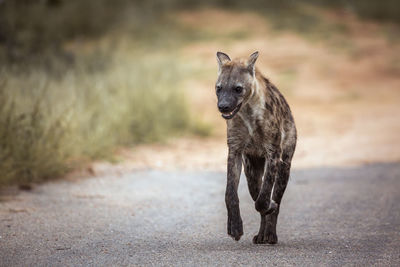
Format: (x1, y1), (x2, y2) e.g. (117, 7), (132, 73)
(1, 163), (399, 266)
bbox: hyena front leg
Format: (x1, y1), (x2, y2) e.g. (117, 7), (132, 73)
(253, 155), (279, 244)
(225, 150), (243, 241)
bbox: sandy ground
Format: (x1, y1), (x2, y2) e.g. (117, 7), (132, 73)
(84, 8), (400, 176)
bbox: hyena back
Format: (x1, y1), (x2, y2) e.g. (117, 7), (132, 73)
(215, 51), (297, 244)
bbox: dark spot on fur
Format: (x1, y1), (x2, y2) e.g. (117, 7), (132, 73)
(265, 102), (273, 114)
(255, 119), (264, 138)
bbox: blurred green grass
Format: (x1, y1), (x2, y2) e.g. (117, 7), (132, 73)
(1, 1), (399, 64)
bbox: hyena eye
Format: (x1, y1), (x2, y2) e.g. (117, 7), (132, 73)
(234, 86), (243, 94)
(216, 85), (222, 94)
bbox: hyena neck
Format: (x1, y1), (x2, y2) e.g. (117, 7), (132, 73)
(243, 71), (267, 115)
(253, 69), (268, 98)
(233, 72), (267, 131)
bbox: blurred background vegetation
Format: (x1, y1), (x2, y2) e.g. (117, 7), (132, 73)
(0, 0), (399, 186)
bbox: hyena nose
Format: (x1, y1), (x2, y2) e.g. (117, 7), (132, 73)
(218, 103), (230, 113)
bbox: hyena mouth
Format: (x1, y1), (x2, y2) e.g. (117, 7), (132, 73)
(221, 103), (242, 120)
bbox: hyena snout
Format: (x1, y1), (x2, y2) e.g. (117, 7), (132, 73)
(218, 93), (238, 111)
(217, 101), (233, 113)
(217, 94), (242, 119)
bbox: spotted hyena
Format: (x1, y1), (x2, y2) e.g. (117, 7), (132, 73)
(215, 51), (297, 244)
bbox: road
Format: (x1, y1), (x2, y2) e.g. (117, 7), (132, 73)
(1, 163), (399, 266)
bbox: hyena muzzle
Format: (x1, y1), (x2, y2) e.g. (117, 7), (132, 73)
(215, 51), (297, 244)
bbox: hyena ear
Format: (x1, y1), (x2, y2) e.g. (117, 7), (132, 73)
(247, 51), (259, 75)
(216, 52), (231, 70)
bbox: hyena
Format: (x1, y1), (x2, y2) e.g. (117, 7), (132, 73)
(215, 51), (297, 244)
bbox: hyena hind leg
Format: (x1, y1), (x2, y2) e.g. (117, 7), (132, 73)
(243, 154), (272, 245)
(243, 154), (265, 201)
(252, 155), (280, 244)
(262, 158), (292, 244)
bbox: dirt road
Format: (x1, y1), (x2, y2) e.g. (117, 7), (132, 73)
(1, 163), (399, 266)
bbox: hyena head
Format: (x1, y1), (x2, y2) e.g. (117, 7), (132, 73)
(215, 51), (259, 119)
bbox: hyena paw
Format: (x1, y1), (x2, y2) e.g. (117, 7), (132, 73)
(227, 215), (243, 241)
(265, 231), (278, 244)
(252, 231), (278, 245)
(255, 199), (277, 215)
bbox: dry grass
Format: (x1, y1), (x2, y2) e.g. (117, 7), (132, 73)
(0, 46), (212, 186)
(0, 1), (217, 186)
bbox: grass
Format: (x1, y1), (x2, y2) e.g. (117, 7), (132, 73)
(0, 79), (71, 185)
(0, 1), (217, 186)
(0, 43), (211, 186)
